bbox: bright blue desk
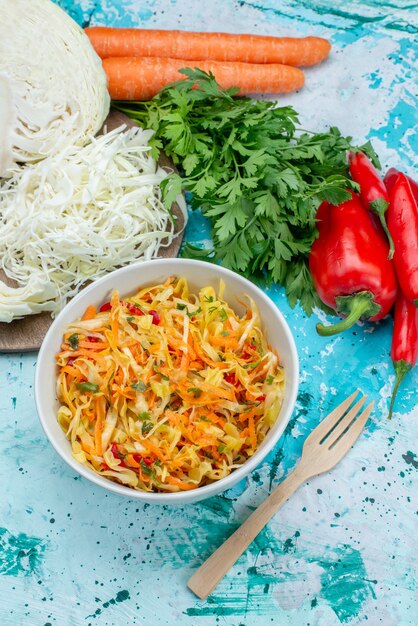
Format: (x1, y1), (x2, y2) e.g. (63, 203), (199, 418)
(0, 1), (417, 624)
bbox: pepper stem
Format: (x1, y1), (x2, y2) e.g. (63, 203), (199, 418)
(369, 198), (395, 260)
(316, 292), (379, 337)
(377, 214), (395, 260)
(387, 360), (412, 419)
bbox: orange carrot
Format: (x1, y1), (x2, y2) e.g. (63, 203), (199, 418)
(126, 453), (141, 468)
(78, 340), (108, 350)
(164, 475), (197, 490)
(86, 27), (330, 67)
(82, 304), (97, 321)
(210, 335), (239, 349)
(102, 57), (305, 100)
(248, 414), (257, 450)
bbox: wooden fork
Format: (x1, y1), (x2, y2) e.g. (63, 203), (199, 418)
(187, 390), (373, 599)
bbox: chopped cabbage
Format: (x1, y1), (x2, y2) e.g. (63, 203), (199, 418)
(0, 126), (185, 321)
(56, 277), (285, 493)
(0, 0), (109, 177)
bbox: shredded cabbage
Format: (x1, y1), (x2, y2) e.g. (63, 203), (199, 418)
(0, 126), (185, 322)
(0, 0), (109, 177)
(56, 277), (285, 493)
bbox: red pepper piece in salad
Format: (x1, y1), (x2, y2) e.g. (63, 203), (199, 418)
(388, 291), (418, 419)
(110, 442), (128, 467)
(149, 309), (161, 325)
(122, 301), (144, 316)
(310, 191), (398, 336)
(386, 173), (418, 306)
(224, 373), (241, 389)
(241, 343), (257, 359)
(348, 151), (394, 259)
(100, 299), (160, 324)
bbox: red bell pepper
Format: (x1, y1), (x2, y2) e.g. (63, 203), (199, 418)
(309, 191), (398, 336)
(348, 151), (394, 258)
(388, 291), (418, 419)
(386, 173), (418, 305)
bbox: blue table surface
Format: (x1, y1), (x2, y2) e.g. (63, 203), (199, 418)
(1, 1), (417, 625)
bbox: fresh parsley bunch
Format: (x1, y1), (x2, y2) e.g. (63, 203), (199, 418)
(115, 68), (378, 315)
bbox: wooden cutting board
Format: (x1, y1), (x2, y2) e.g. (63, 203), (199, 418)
(0, 110), (186, 353)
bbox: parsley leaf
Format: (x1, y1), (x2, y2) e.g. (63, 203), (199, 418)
(115, 69), (376, 315)
(68, 333), (79, 350)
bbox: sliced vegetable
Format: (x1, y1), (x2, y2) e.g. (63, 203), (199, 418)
(56, 277), (285, 492)
(0, 126), (185, 322)
(388, 292), (418, 419)
(86, 27), (330, 66)
(310, 192), (398, 336)
(103, 56), (305, 100)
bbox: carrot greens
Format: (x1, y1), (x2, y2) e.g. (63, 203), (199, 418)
(115, 68), (378, 315)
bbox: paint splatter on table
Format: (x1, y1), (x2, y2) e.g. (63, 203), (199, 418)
(1, 1), (417, 624)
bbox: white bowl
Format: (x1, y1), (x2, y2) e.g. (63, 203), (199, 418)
(35, 259), (299, 504)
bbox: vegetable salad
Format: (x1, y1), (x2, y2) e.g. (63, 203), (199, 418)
(56, 277), (285, 492)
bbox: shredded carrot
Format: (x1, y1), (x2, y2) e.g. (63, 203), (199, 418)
(126, 454), (141, 468)
(248, 414), (257, 450)
(210, 335), (239, 349)
(82, 305), (97, 321)
(164, 475), (197, 491)
(55, 277), (285, 493)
